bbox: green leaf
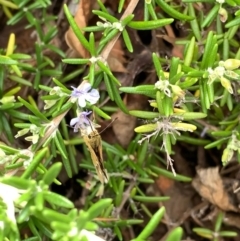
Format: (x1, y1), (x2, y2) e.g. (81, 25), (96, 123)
(63, 4), (90, 52)
(133, 195), (170, 202)
(18, 97), (49, 121)
(55, 130), (72, 177)
(201, 4), (219, 28)
(184, 37), (195, 67)
(9, 53), (31, 60)
(62, 58), (89, 65)
(135, 123), (157, 133)
(115, 180), (125, 207)
(42, 162), (62, 185)
(173, 112), (207, 120)
(103, 71), (114, 101)
(0, 113), (13, 142)
(99, 28), (119, 46)
(109, 80), (128, 113)
(87, 198), (112, 220)
(8, 75), (32, 86)
(155, 0), (194, 20)
(133, 207), (165, 241)
(43, 191), (74, 208)
(0, 55), (17, 65)
(156, 90), (165, 115)
(92, 106), (111, 120)
(165, 227), (183, 241)
(118, 0), (125, 13)
(129, 110), (159, 119)
(122, 29), (133, 52)
(188, 3), (201, 41)
(1, 176), (34, 189)
(192, 228), (213, 238)
(120, 85), (156, 98)
(92, 10), (118, 23)
(225, 16), (240, 28)
(204, 138), (226, 149)
(215, 211), (224, 232)
(219, 231), (238, 237)
(151, 165), (192, 182)
(21, 148), (48, 179)
(97, 60), (121, 85)
(43, 208), (72, 223)
(128, 19), (174, 30)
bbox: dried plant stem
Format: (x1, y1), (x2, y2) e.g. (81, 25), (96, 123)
(101, 0), (139, 61)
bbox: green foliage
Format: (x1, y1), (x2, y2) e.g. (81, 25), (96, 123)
(1, 0), (240, 240)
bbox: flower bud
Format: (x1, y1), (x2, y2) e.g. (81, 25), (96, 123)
(171, 85), (185, 98)
(173, 108), (186, 113)
(0, 96), (15, 104)
(25, 134), (39, 144)
(222, 147), (233, 166)
(218, 7), (228, 23)
(171, 122), (197, 132)
(15, 128), (29, 138)
(135, 123), (157, 133)
(220, 77), (233, 94)
(50, 86), (61, 95)
(225, 70), (239, 80)
(44, 99), (57, 110)
(222, 59), (240, 70)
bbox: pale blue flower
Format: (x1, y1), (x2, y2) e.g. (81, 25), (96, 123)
(70, 111), (92, 132)
(71, 82), (100, 107)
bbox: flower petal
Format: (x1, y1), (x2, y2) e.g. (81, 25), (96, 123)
(80, 111), (92, 125)
(70, 117), (79, 126)
(85, 89), (100, 104)
(70, 86), (80, 97)
(81, 82), (91, 92)
(78, 96), (87, 107)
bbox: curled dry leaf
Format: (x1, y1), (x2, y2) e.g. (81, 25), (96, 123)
(192, 167), (240, 212)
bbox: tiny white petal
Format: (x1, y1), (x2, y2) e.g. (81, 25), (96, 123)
(81, 82), (91, 92)
(70, 117), (79, 126)
(78, 96), (87, 107)
(85, 90), (100, 104)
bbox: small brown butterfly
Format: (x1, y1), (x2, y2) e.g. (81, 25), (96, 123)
(81, 123), (108, 184)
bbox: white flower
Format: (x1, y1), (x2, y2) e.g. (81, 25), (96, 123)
(155, 80), (171, 97)
(71, 82), (100, 107)
(207, 66), (225, 84)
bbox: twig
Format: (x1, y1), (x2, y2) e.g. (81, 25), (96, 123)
(101, 0), (139, 61)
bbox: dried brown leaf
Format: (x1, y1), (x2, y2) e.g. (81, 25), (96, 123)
(156, 176), (194, 223)
(192, 167), (239, 212)
(112, 94), (148, 147)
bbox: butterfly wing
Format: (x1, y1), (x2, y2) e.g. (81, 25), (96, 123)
(83, 133), (108, 183)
